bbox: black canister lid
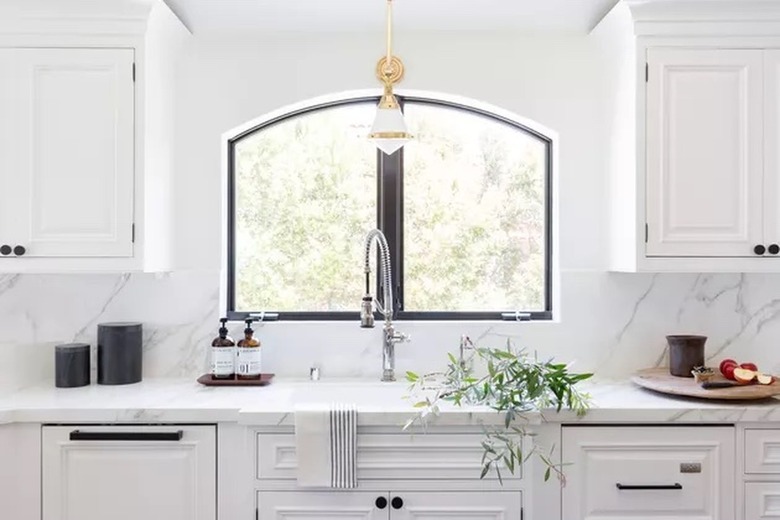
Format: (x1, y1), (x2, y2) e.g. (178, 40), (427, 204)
(55, 342), (90, 353)
(98, 322), (142, 330)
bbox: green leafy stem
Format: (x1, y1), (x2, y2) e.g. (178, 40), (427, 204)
(404, 338), (593, 484)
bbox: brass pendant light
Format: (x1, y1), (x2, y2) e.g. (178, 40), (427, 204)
(368, 0), (411, 155)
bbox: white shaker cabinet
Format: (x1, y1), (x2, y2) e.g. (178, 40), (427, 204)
(258, 491), (388, 520)
(257, 491), (521, 520)
(599, 2), (780, 272)
(0, 1), (186, 272)
(42, 425), (216, 520)
(645, 48), (764, 258)
(562, 426), (735, 520)
(0, 48), (135, 259)
(390, 492), (522, 520)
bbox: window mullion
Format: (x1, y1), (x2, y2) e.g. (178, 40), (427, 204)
(377, 149), (403, 319)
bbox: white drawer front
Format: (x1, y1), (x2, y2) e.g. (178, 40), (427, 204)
(563, 426), (735, 520)
(256, 433), (520, 481)
(745, 430), (780, 474)
(746, 483), (780, 519)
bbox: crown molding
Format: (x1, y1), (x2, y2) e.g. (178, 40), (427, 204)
(0, 0), (154, 37)
(621, 0), (780, 36)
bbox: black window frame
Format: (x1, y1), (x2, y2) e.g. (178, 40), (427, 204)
(226, 95), (553, 322)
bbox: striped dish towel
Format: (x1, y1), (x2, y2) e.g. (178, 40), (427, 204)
(330, 403), (357, 488)
(294, 403), (357, 488)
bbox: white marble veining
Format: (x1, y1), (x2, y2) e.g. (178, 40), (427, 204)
(5, 271), (780, 394)
(1, 377), (780, 427)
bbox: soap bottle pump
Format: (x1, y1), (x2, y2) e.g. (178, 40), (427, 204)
(210, 318), (235, 379)
(236, 318), (261, 380)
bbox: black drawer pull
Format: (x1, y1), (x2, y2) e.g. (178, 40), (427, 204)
(69, 430), (183, 442)
(616, 483), (682, 491)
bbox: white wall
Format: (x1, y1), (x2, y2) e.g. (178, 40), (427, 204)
(5, 29), (780, 391)
(174, 31), (605, 271)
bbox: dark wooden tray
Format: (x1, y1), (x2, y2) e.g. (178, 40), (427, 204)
(197, 373), (274, 386)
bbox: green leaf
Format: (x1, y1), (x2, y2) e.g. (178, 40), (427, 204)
(544, 467), (551, 481)
(406, 371), (419, 382)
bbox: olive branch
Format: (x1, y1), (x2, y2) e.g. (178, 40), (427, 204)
(404, 338), (592, 484)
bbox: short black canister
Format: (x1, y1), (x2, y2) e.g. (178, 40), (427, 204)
(55, 343), (90, 388)
(98, 322), (143, 385)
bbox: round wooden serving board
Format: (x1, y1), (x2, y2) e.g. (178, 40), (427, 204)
(632, 368), (780, 400)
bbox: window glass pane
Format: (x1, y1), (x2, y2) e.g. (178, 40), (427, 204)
(403, 103), (548, 312)
(234, 103), (376, 312)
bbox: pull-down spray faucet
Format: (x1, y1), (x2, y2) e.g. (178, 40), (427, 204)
(361, 229), (409, 382)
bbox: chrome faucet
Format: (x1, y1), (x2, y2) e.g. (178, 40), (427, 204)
(361, 229), (409, 382)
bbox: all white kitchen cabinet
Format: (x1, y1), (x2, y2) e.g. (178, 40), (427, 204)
(257, 491), (522, 520)
(596, 0), (780, 271)
(645, 48), (764, 258)
(0, 0), (187, 272)
(42, 425), (216, 520)
(0, 48), (135, 259)
(562, 426), (735, 520)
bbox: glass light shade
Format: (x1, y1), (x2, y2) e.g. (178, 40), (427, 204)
(369, 103), (410, 155)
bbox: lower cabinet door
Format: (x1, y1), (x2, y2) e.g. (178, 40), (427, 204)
(388, 491), (522, 520)
(42, 425), (216, 520)
(745, 483), (780, 519)
(562, 426), (735, 520)
(258, 491), (390, 520)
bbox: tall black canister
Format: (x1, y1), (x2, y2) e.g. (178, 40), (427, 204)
(97, 322), (143, 385)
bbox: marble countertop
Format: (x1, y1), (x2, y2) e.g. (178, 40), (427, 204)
(1, 377), (780, 427)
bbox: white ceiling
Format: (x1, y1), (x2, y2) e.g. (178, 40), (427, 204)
(163, 0), (621, 35)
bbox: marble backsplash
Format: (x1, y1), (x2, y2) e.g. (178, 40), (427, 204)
(2, 270), (780, 392)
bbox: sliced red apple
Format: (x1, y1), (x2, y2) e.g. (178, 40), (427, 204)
(757, 373), (775, 385)
(733, 368), (757, 384)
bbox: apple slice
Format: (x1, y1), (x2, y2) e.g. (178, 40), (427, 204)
(757, 373), (775, 385)
(733, 368), (757, 384)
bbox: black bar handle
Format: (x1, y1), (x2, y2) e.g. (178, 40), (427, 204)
(616, 483), (682, 491)
(69, 430), (183, 442)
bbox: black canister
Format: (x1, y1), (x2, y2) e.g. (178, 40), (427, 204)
(55, 343), (90, 388)
(98, 322), (143, 385)
(667, 335), (707, 377)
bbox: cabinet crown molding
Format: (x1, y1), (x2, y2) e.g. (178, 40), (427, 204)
(0, 0), (162, 37)
(618, 0), (780, 37)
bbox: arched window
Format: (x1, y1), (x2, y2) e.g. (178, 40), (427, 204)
(226, 94), (553, 321)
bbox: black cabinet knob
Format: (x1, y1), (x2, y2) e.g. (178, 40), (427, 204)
(0, 245), (10, 256)
(13, 245), (25, 257)
(755, 244), (766, 255)
(770, 244), (780, 255)
(375, 497), (387, 510)
(391, 497), (404, 510)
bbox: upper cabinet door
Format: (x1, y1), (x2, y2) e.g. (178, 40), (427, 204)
(10, 48), (135, 258)
(763, 51), (780, 255)
(646, 48), (764, 257)
(0, 49), (20, 252)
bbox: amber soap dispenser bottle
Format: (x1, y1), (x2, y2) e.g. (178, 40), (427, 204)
(236, 318), (261, 380)
(210, 318), (235, 379)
